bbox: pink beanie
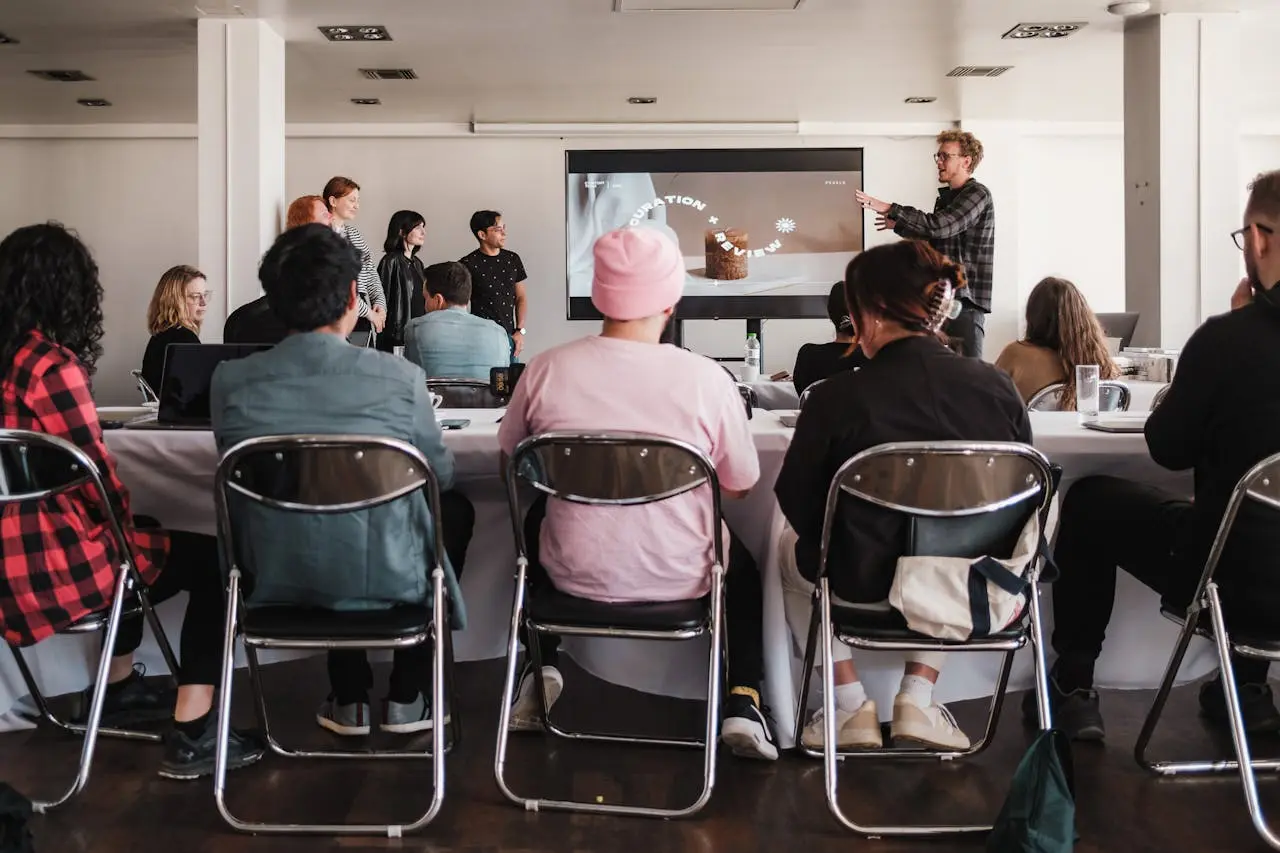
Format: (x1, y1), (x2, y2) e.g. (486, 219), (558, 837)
(591, 226), (686, 321)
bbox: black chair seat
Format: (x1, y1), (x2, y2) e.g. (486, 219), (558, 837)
(1159, 607), (1280, 657)
(527, 587), (708, 632)
(832, 604), (1025, 643)
(242, 604), (431, 641)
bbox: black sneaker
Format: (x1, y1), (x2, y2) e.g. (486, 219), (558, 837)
(158, 719), (265, 780)
(1022, 680), (1105, 742)
(72, 665), (174, 728)
(720, 692), (779, 761)
(1199, 676), (1280, 735)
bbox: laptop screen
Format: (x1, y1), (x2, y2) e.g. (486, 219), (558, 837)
(157, 343), (272, 425)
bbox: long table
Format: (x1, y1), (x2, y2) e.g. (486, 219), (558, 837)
(1, 410), (1211, 746)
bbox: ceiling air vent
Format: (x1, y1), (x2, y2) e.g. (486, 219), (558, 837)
(359, 68), (418, 81)
(28, 70), (96, 82)
(946, 66), (1013, 78)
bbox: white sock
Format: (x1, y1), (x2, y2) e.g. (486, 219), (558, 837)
(899, 674), (935, 706)
(833, 681), (868, 713)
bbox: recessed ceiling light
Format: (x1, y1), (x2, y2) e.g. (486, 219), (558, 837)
(351, 98), (381, 106)
(0, 31), (18, 45)
(628, 96), (657, 105)
(1002, 22), (1085, 40)
(319, 25), (391, 42)
(28, 70), (96, 82)
(904, 96), (937, 104)
(77, 98), (112, 107)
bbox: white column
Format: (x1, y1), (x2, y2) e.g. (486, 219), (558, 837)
(197, 18), (286, 339)
(1124, 12), (1241, 348)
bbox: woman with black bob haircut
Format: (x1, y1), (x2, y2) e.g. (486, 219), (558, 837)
(0, 222), (264, 780)
(376, 209), (428, 352)
(792, 280), (867, 397)
(774, 239), (1031, 754)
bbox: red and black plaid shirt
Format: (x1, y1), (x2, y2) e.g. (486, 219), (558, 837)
(1, 330), (167, 647)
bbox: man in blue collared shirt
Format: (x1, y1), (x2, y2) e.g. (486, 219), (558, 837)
(211, 224), (474, 738)
(404, 261), (512, 379)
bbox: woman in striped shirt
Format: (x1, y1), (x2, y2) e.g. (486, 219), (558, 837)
(324, 176), (386, 345)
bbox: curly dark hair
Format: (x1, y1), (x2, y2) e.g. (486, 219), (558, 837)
(0, 222), (105, 374)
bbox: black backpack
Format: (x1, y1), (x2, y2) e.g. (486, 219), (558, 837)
(986, 729), (1076, 852)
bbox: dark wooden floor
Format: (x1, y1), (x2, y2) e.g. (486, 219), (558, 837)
(3, 656), (1277, 852)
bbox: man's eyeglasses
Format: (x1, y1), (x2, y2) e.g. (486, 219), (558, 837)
(934, 153), (962, 163)
(1232, 223), (1275, 250)
(185, 291), (212, 304)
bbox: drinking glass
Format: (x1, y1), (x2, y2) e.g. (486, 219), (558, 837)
(1076, 364), (1100, 423)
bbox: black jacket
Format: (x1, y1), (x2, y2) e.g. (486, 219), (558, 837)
(775, 335), (1031, 602)
(141, 325), (200, 393)
(376, 252), (425, 348)
(224, 296), (289, 346)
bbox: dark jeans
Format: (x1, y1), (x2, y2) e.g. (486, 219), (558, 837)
(518, 496), (765, 691)
(1051, 476), (1271, 686)
(112, 528), (225, 687)
(944, 306), (986, 358)
(328, 490), (475, 703)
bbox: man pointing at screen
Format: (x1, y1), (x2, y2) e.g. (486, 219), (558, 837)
(854, 130), (994, 358)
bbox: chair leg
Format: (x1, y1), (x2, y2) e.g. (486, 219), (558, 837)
(792, 590), (821, 752)
(27, 569), (132, 813)
(442, 623), (461, 754)
(493, 557), (723, 818)
(1133, 605), (1203, 773)
(1026, 579), (1054, 731)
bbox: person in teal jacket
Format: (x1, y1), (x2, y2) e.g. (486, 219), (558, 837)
(211, 223), (473, 737)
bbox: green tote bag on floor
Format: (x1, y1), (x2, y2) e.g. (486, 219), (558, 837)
(987, 729), (1077, 853)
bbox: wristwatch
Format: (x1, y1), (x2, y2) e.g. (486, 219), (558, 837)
(517, 327), (527, 335)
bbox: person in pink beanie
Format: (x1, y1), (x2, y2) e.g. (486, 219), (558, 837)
(497, 226), (778, 761)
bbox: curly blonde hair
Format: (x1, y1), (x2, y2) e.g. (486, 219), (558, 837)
(936, 130), (984, 171)
(146, 265), (205, 335)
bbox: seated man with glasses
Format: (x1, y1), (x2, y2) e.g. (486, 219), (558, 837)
(211, 224), (475, 736)
(497, 225), (779, 761)
(1039, 170), (1280, 741)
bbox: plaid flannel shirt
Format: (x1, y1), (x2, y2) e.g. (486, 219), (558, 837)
(890, 178), (995, 312)
(1, 330), (166, 647)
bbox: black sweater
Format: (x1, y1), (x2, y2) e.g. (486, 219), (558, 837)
(140, 325), (200, 393)
(775, 335), (1031, 602)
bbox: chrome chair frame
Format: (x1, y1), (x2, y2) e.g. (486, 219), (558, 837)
(1027, 380), (1131, 412)
(1133, 450), (1280, 851)
(798, 377), (829, 410)
(426, 378), (504, 408)
(129, 369), (158, 404)
(212, 434), (457, 837)
(494, 432), (726, 819)
(1150, 383), (1171, 410)
(792, 441), (1057, 838)
(1, 429), (179, 813)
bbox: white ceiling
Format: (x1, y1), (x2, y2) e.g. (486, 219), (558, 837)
(0, 0), (1275, 125)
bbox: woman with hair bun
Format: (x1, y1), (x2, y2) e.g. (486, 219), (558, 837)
(774, 239), (1031, 754)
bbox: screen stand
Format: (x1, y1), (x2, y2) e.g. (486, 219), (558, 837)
(664, 318), (765, 374)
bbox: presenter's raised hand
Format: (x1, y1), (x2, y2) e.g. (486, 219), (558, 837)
(875, 215), (896, 232)
(854, 190), (890, 215)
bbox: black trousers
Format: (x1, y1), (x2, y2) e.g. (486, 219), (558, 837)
(328, 490), (476, 703)
(112, 528), (225, 687)
(519, 496), (765, 691)
(944, 306), (986, 359)
(1051, 476), (1271, 686)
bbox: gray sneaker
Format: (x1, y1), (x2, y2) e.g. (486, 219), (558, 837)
(316, 697), (371, 736)
(382, 693), (449, 734)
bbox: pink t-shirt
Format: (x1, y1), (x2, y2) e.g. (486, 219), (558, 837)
(497, 335), (760, 602)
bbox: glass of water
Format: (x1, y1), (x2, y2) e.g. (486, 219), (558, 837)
(1076, 364), (1100, 423)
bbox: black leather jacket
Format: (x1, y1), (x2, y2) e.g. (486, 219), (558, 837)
(376, 252), (425, 347)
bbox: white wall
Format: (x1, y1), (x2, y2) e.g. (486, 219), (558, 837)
(0, 138), (197, 406)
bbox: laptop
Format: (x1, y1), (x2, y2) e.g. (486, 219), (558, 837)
(124, 343), (271, 430)
(1082, 413), (1149, 434)
(1097, 313), (1140, 351)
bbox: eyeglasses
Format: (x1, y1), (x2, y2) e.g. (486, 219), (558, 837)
(1232, 223), (1275, 250)
(185, 291), (212, 304)
(934, 153), (962, 163)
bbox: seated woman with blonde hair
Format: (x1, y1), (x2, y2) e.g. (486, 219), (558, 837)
(140, 265), (209, 394)
(995, 277), (1119, 408)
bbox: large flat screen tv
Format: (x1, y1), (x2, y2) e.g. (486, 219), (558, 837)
(566, 147), (865, 321)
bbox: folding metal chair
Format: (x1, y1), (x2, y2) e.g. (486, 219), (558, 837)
(494, 432), (726, 819)
(1134, 450), (1280, 851)
(212, 434), (460, 837)
(0, 429), (179, 813)
(1027, 380), (1131, 412)
(427, 378), (505, 408)
(798, 377), (831, 409)
(1150, 383), (1171, 410)
(792, 441), (1057, 838)
(129, 369), (158, 404)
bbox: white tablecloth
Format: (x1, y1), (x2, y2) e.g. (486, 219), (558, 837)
(2, 408), (1209, 747)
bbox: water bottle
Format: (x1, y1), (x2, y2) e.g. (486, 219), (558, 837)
(743, 332), (761, 383)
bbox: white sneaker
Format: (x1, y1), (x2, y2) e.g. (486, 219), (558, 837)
(508, 664), (564, 731)
(890, 692), (971, 750)
(800, 700), (883, 751)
